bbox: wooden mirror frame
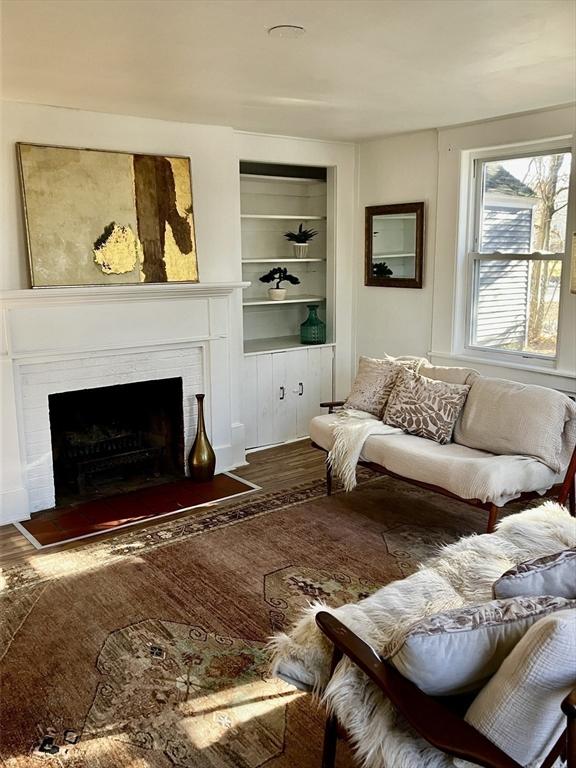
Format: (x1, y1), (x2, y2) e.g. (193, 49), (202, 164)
(365, 202), (424, 289)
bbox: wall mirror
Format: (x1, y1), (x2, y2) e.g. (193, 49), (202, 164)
(365, 202), (424, 288)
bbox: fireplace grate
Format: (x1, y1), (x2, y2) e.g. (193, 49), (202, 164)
(61, 430), (164, 495)
(64, 430), (143, 460)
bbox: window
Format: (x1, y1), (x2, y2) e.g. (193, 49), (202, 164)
(467, 148), (572, 360)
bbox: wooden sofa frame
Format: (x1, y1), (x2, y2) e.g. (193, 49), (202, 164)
(316, 610), (576, 768)
(314, 400), (576, 533)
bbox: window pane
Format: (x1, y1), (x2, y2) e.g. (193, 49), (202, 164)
(471, 258), (562, 357)
(479, 152), (571, 254)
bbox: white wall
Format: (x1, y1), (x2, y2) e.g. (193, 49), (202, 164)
(354, 107), (576, 393)
(355, 130), (438, 359)
(0, 102), (243, 289)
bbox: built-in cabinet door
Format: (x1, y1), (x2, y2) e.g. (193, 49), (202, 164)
(243, 346), (334, 450)
(272, 350), (300, 442)
(295, 346), (334, 438)
(243, 352), (275, 449)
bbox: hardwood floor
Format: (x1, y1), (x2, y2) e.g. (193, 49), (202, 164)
(0, 439), (326, 568)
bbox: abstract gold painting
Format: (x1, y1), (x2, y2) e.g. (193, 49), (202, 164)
(17, 143), (198, 287)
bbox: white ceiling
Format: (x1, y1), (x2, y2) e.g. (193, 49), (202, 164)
(1, 0), (575, 141)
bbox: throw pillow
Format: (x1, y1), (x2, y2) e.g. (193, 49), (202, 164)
(453, 377), (576, 474)
(383, 368), (470, 445)
(418, 363), (479, 385)
(388, 594), (575, 695)
(493, 548), (576, 600)
(461, 610), (576, 767)
(345, 356), (424, 417)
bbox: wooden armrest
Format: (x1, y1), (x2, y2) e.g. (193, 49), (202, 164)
(563, 689), (576, 768)
(315, 611), (523, 768)
(319, 400), (346, 414)
(562, 688), (576, 719)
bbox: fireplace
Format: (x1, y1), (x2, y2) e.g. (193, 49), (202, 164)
(48, 378), (185, 506)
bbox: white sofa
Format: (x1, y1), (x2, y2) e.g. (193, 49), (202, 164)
(310, 362), (576, 531)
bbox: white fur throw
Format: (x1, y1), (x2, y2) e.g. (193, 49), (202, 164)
(327, 410), (402, 492)
(269, 502), (576, 768)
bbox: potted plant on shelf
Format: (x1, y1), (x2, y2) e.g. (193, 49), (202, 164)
(372, 261), (393, 277)
(284, 223), (318, 259)
(259, 267), (300, 301)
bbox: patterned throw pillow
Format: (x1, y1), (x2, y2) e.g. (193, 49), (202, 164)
(389, 595), (575, 695)
(384, 368), (470, 444)
(345, 356), (424, 417)
(493, 548), (576, 600)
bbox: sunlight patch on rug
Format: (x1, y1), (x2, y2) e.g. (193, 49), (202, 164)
(83, 620), (299, 767)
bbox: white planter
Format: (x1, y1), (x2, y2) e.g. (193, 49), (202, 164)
(293, 243), (309, 259)
(268, 288), (287, 301)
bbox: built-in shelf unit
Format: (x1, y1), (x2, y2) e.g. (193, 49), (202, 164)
(240, 161), (335, 449)
(240, 161), (332, 355)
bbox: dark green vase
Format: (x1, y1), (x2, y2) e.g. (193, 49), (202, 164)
(188, 394), (216, 482)
(300, 304), (326, 345)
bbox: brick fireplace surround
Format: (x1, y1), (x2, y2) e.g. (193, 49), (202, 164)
(0, 282), (248, 523)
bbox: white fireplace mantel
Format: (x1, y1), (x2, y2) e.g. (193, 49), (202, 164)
(0, 281), (250, 307)
(0, 281), (250, 523)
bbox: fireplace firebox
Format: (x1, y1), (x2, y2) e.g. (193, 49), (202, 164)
(48, 378), (185, 506)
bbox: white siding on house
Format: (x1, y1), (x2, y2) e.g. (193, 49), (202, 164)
(481, 205), (533, 253)
(473, 259), (529, 349)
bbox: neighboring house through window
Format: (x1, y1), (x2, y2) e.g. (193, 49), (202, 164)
(467, 148), (572, 360)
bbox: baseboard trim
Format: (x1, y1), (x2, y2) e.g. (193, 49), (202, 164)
(0, 487), (31, 525)
(246, 436), (310, 454)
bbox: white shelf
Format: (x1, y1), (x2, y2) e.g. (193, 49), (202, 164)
(242, 258), (326, 264)
(244, 336), (335, 355)
(243, 294), (326, 307)
(240, 174), (325, 185)
(376, 214), (416, 221)
(241, 214), (326, 221)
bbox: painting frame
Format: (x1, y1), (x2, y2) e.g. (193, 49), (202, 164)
(17, 142), (199, 288)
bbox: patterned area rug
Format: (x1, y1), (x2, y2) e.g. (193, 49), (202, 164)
(0, 471), (493, 767)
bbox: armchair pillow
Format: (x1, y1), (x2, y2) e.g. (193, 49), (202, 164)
(383, 368), (470, 445)
(493, 548), (576, 600)
(389, 594), (575, 695)
(345, 355), (424, 417)
(458, 610), (576, 768)
(418, 362), (479, 386)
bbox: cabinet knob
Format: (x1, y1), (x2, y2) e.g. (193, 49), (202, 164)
(298, 382), (304, 396)
(279, 386), (285, 400)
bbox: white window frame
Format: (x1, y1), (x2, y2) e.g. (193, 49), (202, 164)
(463, 141), (572, 367)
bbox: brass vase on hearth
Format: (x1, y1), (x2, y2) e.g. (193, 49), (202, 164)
(188, 394), (216, 482)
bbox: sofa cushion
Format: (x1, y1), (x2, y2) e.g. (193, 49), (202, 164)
(389, 595), (575, 695)
(344, 357), (404, 417)
(419, 363), (479, 385)
(454, 377), (576, 473)
(460, 610), (576, 767)
(310, 414), (559, 506)
(384, 368), (470, 444)
(493, 548), (576, 600)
